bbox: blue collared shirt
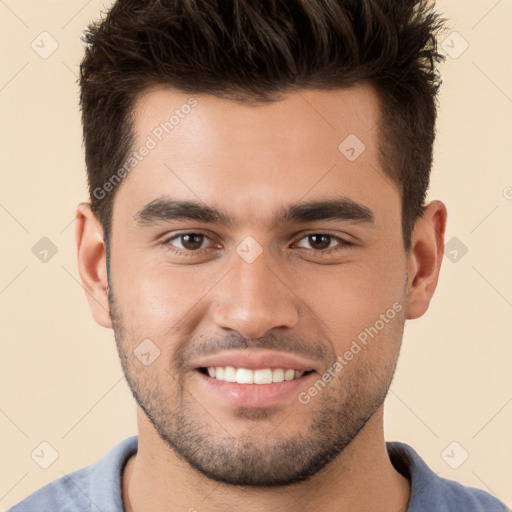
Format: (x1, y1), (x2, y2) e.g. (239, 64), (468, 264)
(8, 436), (508, 511)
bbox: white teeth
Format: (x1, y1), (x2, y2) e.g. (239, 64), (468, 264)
(272, 368), (284, 382)
(205, 366), (308, 384)
(236, 368), (254, 384)
(253, 369), (272, 384)
(224, 366), (237, 382)
(284, 369), (295, 381)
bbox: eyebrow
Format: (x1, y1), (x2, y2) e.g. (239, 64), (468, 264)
(134, 196), (375, 228)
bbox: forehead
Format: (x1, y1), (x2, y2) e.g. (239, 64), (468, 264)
(113, 83), (399, 228)
(132, 82), (381, 159)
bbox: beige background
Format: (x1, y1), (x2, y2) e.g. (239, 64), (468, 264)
(1, 0), (511, 509)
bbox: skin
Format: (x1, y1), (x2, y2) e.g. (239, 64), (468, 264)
(76, 82), (446, 512)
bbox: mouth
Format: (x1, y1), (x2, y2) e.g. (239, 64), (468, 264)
(197, 366), (315, 384)
(191, 350), (320, 408)
(194, 365), (318, 409)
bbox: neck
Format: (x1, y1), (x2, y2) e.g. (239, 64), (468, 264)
(122, 407), (410, 512)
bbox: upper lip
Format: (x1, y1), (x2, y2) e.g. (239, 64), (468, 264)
(193, 350), (318, 372)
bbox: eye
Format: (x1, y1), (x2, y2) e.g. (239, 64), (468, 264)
(159, 232), (352, 262)
(176, 233), (207, 250)
(294, 234), (347, 251)
(163, 233), (213, 253)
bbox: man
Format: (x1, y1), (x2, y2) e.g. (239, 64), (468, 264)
(9, 0), (508, 511)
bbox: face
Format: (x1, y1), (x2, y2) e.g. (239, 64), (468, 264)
(105, 83), (411, 486)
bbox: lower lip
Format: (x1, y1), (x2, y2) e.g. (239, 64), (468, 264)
(195, 370), (316, 408)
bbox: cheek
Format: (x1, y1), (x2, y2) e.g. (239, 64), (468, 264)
(111, 257), (220, 344)
(292, 247), (406, 344)
(110, 231), (406, 355)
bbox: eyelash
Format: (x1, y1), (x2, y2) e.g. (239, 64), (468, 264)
(160, 232), (353, 258)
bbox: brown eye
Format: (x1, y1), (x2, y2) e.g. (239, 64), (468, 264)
(296, 234), (341, 251)
(160, 231), (222, 261)
(176, 233), (205, 250)
(307, 234), (332, 250)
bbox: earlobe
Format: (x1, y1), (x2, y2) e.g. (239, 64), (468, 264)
(75, 202), (113, 328)
(405, 200), (447, 320)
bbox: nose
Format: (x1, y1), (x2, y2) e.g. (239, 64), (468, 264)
(211, 249), (300, 339)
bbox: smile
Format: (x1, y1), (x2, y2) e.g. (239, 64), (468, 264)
(201, 366), (313, 384)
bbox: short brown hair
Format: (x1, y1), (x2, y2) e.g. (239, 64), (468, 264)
(79, 0), (447, 251)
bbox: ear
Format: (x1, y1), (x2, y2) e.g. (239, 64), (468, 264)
(405, 200), (447, 319)
(75, 202), (112, 328)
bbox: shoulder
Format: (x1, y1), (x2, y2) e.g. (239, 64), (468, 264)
(386, 441), (509, 512)
(8, 436), (138, 512)
(8, 467), (93, 512)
